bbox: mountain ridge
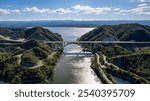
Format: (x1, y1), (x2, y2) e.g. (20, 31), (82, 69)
(79, 23), (150, 42)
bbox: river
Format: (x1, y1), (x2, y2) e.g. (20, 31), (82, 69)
(46, 27), (133, 84)
(0, 27), (132, 84)
(46, 27), (101, 84)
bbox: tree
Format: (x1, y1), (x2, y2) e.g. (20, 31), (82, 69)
(11, 75), (21, 84)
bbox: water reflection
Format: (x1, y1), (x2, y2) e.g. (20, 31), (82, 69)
(47, 27), (132, 84)
(51, 44), (101, 84)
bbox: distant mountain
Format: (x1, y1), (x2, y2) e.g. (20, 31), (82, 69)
(0, 20), (149, 27)
(79, 23), (150, 42)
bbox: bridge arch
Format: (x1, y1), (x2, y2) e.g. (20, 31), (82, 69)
(62, 42), (96, 57)
(63, 42), (81, 47)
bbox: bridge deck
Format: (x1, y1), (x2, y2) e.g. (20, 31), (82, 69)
(1, 39), (150, 44)
(45, 41), (150, 44)
(62, 52), (94, 57)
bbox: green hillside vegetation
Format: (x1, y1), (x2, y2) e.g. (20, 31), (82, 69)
(110, 53), (150, 81)
(21, 50), (39, 67)
(0, 53), (55, 83)
(22, 40), (51, 51)
(79, 23), (150, 41)
(0, 52), (7, 62)
(95, 44), (132, 57)
(9, 48), (24, 56)
(79, 23), (150, 83)
(0, 56), (18, 70)
(0, 27), (63, 41)
(25, 27), (63, 41)
(0, 41), (61, 83)
(32, 47), (48, 59)
(137, 46), (150, 53)
(79, 23), (150, 49)
(0, 27), (25, 39)
(0, 27), (14, 37)
(0, 27), (63, 84)
(21, 46), (49, 67)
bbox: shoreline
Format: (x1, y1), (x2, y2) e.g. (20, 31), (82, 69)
(91, 52), (149, 84)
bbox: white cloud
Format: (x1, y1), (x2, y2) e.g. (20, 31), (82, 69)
(131, 5), (150, 14)
(23, 7), (72, 14)
(138, 0), (150, 2)
(51, 8), (72, 14)
(129, 0), (150, 2)
(1, 4), (149, 17)
(23, 7), (50, 13)
(72, 5), (111, 14)
(0, 9), (10, 14)
(23, 5), (111, 15)
(114, 8), (121, 11)
(137, 3), (147, 6)
(12, 9), (20, 14)
(114, 4), (150, 15)
(0, 8), (20, 14)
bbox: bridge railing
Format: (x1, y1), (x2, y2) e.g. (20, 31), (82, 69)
(45, 41), (150, 44)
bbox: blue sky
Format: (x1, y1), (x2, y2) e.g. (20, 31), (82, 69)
(0, 0), (150, 21)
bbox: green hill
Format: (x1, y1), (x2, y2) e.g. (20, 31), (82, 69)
(110, 53), (150, 81)
(0, 27), (25, 39)
(0, 27), (63, 84)
(79, 23), (150, 83)
(79, 23), (150, 41)
(25, 27), (63, 41)
(0, 27), (63, 41)
(79, 23), (150, 52)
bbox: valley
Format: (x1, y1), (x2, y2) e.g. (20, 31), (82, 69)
(0, 23), (150, 84)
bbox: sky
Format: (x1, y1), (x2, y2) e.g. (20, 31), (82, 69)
(0, 0), (150, 21)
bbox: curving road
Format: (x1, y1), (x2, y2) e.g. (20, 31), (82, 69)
(95, 53), (114, 84)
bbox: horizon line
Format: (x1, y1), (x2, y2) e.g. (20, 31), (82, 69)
(0, 19), (150, 22)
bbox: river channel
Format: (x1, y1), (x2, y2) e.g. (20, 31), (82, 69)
(0, 27), (132, 84)
(47, 27), (101, 84)
(47, 27), (133, 84)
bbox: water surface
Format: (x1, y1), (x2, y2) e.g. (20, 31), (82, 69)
(47, 27), (101, 84)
